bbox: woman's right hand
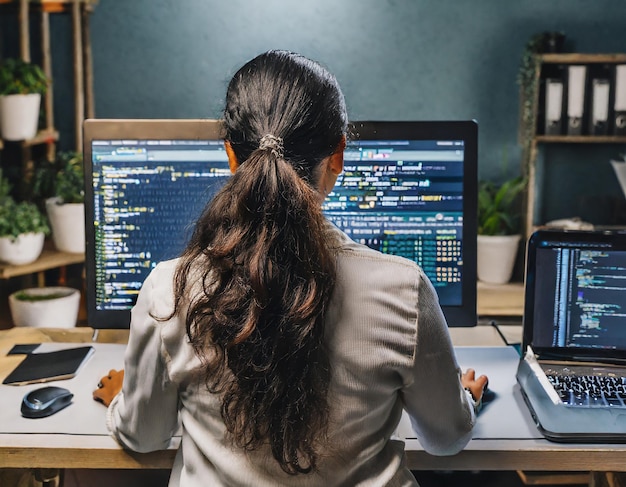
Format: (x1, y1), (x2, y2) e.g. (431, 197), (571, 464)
(461, 368), (489, 402)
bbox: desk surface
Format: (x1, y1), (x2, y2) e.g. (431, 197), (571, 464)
(0, 327), (175, 469)
(2, 326), (626, 473)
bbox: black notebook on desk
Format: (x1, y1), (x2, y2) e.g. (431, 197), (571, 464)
(516, 229), (626, 442)
(2, 346), (95, 386)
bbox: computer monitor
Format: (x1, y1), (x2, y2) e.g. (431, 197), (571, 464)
(83, 119), (477, 329)
(324, 121), (477, 327)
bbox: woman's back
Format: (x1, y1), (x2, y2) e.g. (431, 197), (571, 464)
(122, 223), (474, 486)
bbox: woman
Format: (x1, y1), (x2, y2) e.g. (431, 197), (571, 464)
(94, 50), (488, 486)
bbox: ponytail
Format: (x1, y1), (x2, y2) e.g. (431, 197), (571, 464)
(171, 50), (347, 474)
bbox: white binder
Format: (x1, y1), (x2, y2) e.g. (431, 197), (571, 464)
(589, 78), (610, 135)
(566, 65), (586, 135)
(545, 78), (564, 135)
(614, 64), (626, 135)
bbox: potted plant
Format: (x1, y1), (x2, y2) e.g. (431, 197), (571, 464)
(0, 170), (50, 265)
(9, 286), (81, 327)
(477, 176), (526, 284)
(34, 151), (85, 254)
(0, 58), (48, 141)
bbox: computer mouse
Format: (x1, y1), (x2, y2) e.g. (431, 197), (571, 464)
(21, 386), (73, 419)
(482, 387), (497, 404)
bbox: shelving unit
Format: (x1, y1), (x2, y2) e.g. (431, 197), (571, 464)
(0, 1), (97, 325)
(522, 53), (626, 239)
(1, 0), (97, 187)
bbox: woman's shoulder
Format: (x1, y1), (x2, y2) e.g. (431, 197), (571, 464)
(139, 258), (181, 311)
(144, 258), (180, 286)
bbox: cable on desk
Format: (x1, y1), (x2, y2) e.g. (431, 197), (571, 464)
(490, 320), (511, 346)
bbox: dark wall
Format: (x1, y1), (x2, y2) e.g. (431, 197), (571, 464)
(3, 0), (626, 224)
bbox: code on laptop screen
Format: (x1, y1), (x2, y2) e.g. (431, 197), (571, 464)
(533, 244), (626, 351)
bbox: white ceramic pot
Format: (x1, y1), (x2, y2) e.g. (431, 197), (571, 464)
(9, 286), (80, 328)
(477, 234), (522, 285)
(0, 232), (45, 266)
(46, 198), (85, 253)
(0, 93), (41, 141)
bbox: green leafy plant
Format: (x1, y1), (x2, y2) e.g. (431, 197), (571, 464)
(34, 151), (84, 204)
(13, 289), (73, 301)
(517, 32), (566, 156)
(478, 177), (527, 236)
(0, 170), (50, 240)
(0, 58), (48, 96)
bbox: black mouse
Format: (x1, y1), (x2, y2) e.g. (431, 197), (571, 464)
(482, 387), (497, 404)
(21, 386), (73, 419)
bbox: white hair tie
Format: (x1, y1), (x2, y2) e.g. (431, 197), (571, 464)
(258, 134), (283, 157)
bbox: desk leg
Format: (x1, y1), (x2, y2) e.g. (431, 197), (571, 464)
(590, 472), (626, 487)
(33, 468), (61, 487)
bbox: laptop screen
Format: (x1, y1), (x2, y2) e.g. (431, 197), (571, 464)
(84, 120), (477, 329)
(524, 230), (626, 361)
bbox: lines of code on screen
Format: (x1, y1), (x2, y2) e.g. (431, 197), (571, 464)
(322, 139), (465, 306)
(91, 141), (229, 311)
(536, 246), (626, 351)
(564, 249), (626, 350)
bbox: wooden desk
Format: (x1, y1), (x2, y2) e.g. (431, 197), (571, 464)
(0, 327), (175, 470)
(1, 326), (625, 481)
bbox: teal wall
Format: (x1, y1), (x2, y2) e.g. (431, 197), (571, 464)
(4, 0), (626, 224)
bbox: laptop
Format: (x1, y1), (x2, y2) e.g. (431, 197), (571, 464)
(516, 229), (626, 442)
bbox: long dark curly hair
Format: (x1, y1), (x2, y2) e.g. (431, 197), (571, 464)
(171, 50), (348, 474)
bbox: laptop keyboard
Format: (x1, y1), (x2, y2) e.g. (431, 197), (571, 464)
(545, 370), (626, 408)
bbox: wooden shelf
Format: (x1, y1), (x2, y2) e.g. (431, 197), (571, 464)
(540, 53), (626, 64)
(534, 135), (626, 143)
(21, 128), (59, 147)
(1, 129), (59, 147)
(0, 248), (84, 280)
(477, 281), (524, 317)
(0, 0), (98, 13)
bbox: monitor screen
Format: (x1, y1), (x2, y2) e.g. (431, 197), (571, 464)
(324, 121), (477, 327)
(83, 119), (477, 329)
